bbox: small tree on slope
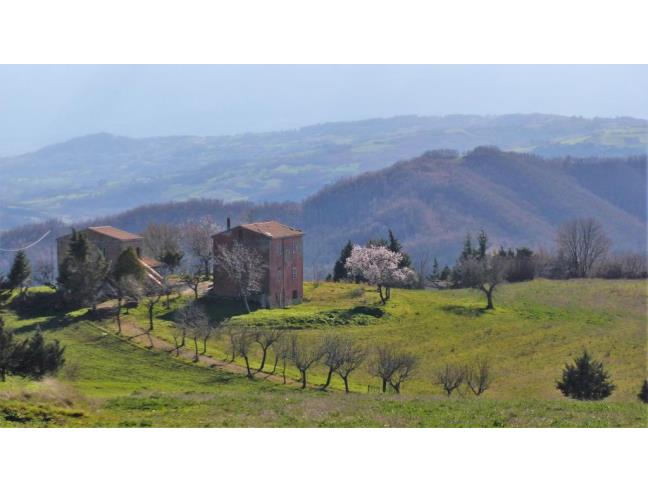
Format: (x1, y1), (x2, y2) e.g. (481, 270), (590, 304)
(638, 380), (648, 404)
(556, 350), (615, 401)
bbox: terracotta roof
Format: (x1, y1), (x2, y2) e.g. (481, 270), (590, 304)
(215, 221), (303, 239)
(87, 226), (142, 241)
(240, 221), (303, 238)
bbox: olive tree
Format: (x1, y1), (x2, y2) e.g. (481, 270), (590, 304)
(253, 328), (283, 373)
(290, 335), (322, 389)
(369, 346), (417, 393)
(435, 364), (465, 397)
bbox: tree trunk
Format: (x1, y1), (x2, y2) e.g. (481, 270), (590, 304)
(385, 286), (391, 300)
(342, 375), (349, 393)
(321, 367), (333, 389)
(0, 368), (5, 382)
(116, 297), (122, 334)
(377, 285), (386, 305)
(244, 356), (253, 378)
(382, 378), (387, 393)
(193, 337), (199, 361)
(301, 370), (307, 389)
(148, 306), (154, 331)
(282, 359), (287, 384)
(271, 354), (279, 374)
(485, 288), (494, 310)
(257, 347), (268, 373)
(202, 336), (208, 355)
(242, 294), (251, 313)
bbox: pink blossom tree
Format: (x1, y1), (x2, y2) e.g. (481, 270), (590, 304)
(345, 246), (417, 304)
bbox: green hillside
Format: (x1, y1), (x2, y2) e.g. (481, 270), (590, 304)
(1, 280), (646, 427)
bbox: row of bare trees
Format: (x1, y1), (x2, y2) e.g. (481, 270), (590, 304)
(435, 360), (491, 397)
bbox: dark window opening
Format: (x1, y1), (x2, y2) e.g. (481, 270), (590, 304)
(292, 290), (298, 300)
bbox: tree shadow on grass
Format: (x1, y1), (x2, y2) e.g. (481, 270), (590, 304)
(159, 296), (255, 325)
(441, 304), (488, 317)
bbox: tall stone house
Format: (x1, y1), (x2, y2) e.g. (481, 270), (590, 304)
(212, 220), (304, 308)
(56, 226), (162, 283)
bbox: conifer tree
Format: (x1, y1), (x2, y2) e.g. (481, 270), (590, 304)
(556, 350), (615, 400)
(113, 247), (145, 281)
(477, 230), (488, 259)
(387, 229), (411, 268)
(333, 240), (353, 282)
(639, 380), (648, 404)
(8, 250), (31, 295)
(461, 234), (474, 260)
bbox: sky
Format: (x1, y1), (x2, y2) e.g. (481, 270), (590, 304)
(0, 65), (646, 156)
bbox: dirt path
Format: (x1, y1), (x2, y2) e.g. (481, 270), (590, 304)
(115, 318), (294, 385)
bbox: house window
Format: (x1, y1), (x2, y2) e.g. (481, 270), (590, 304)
(291, 266), (297, 280)
(292, 289), (298, 300)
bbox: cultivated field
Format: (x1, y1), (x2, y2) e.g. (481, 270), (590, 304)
(1, 279), (646, 427)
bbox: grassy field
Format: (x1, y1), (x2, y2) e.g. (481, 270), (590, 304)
(1, 279), (646, 427)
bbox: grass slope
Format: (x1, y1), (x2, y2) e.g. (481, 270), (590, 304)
(1, 280), (646, 427)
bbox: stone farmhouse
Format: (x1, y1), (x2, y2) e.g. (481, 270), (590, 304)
(56, 226), (162, 284)
(212, 219), (304, 308)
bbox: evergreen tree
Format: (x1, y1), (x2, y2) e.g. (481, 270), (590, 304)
(58, 231), (109, 308)
(431, 258), (440, 280)
(639, 380), (648, 404)
(0, 319), (19, 382)
(113, 247), (145, 281)
(159, 248), (184, 273)
(333, 240), (354, 282)
(461, 234), (474, 260)
(387, 229), (411, 268)
(477, 230), (488, 259)
(8, 250), (31, 295)
(556, 350), (615, 400)
(14, 330), (65, 380)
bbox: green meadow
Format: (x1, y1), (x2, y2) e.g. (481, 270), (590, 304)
(1, 279), (646, 427)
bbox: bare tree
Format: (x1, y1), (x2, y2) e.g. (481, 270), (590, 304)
(320, 336), (345, 390)
(233, 328), (254, 378)
(33, 259), (56, 288)
(109, 275), (141, 335)
(272, 336), (292, 384)
(180, 262), (203, 300)
(460, 255), (510, 309)
(181, 217), (218, 278)
(436, 364), (466, 397)
(369, 346), (417, 393)
(143, 223), (182, 262)
(290, 335), (322, 389)
(335, 340), (366, 393)
(214, 241), (266, 313)
(253, 328), (283, 373)
(556, 218), (611, 278)
(466, 358), (491, 396)
(141, 281), (165, 338)
(175, 302), (209, 361)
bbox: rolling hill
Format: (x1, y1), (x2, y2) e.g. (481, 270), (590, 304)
(0, 113), (646, 229)
(1, 147), (645, 273)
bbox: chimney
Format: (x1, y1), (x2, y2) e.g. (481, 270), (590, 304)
(227, 217), (231, 231)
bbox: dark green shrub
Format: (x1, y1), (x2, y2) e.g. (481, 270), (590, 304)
(556, 350), (615, 401)
(639, 380), (648, 404)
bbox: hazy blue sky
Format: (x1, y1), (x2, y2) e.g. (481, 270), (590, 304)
(0, 65), (646, 155)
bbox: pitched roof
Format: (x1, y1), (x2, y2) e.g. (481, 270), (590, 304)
(216, 221), (303, 239)
(140, 256), (162, 268)
(87, 226), (142, 241)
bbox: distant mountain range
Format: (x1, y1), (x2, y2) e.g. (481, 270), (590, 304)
(0, 113), (646, 230)
(1, 148), (645, 274)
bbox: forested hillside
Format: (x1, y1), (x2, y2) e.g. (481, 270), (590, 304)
(1, 148), (645, 274)
(0, 113), (646, 228)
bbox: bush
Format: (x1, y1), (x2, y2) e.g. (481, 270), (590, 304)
(639, 380), (648, 404)
(556, 350), (615, 401)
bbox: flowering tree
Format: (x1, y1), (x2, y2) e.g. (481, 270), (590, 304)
(345, 246), (417, 304)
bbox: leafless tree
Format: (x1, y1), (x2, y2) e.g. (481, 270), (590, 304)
(109, 275), (141, 335)
(436, 364), (466, 397)
(223, 324), (239, 362)
(335, 340), (366, 393)
(33, 259), (56, 288)
(460, 255), (510, 309)
(290, 335), (323, 389)
(181, 217), (218, 278)
(556, 218), (611, 278)
(413, 251), (431, 289)
(141, 281), (165, 339)
(272, 337), (292, 384)
(214, 241), (266, 313)
(143, 223), (182, 261)
(466, 358), (491, 396)
(369, 346), (417, 393)
(253, 328), (283, 373)
(233, 328), (254, 378)
(320, 336), (346, 390)
(175, 302), (209, 361)
(180, 262), (203, 300)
